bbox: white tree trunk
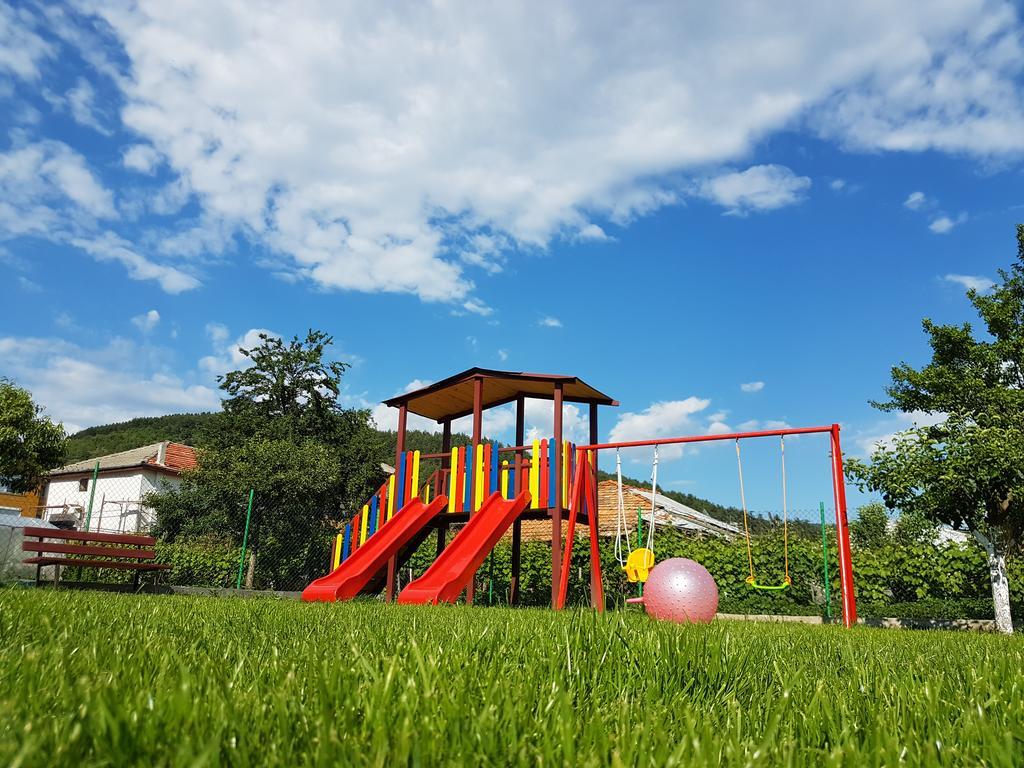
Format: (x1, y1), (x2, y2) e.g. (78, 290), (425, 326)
(972, 529), (1014, 634)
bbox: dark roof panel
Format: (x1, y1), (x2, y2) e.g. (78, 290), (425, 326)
(382, 367), (618, 421)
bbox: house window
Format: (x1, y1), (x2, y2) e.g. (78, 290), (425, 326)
(78, 478), (89, 492)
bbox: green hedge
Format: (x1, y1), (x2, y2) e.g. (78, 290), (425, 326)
(148, 520), (1020, 622)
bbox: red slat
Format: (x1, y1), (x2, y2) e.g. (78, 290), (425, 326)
(22, 527), (155, 546)
(22, 557), (170, 570)
(22, 541), (156, 559)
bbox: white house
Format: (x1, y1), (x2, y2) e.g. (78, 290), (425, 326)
(42, 442), (197, 533)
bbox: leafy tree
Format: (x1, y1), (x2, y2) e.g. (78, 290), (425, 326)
(0, 379), (66, 493)
(151, 438), (342, 589)
(847, 225), (1024, 634)
(892, 508), (938, 546)
(850, 502), (890, 549)
(217, 330), (350, 441)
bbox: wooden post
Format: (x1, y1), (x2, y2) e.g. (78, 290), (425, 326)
(589, 402), (601, 608)
(466, 376), (483, 604)
(438, 418), (452, 557)
(385, 404), (408, 602)
(551, 382), (563, 609)
(511, 395), (525, 606)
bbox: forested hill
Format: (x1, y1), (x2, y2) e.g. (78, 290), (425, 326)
(66, 413), (807, 535)
(65, 413), (220, 462)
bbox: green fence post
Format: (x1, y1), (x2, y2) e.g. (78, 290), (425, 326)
(83, 460), (100, 532)
(236, 489), (255, 590)
(819, 501), (832, 620)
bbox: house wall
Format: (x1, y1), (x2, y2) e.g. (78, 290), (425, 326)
(0, 490), (41, 518)
(43, 470), (182, 533)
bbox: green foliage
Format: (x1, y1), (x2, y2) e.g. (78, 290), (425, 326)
(216, 329), (351, 442)
(892, 508), (939, 546)
(150, 439), (340, 590)
(0, 379), (66, 492)
(851, 502), (890, 549)
(155, 537), (241, 588)
(4, 590), (1024, 766)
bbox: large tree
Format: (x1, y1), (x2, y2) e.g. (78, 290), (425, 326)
(0, 379), (66, 493)
(847, 225), (1024, 633)
(151, 330), (390, 586)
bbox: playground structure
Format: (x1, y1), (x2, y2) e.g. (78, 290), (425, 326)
(302, 368), (858, 627)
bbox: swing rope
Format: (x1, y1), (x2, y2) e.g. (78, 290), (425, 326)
(646, 445), (658, 551)
(614, 449), (628, 566)
(736, 437), (792, 589)
(735, 439), (756, 584)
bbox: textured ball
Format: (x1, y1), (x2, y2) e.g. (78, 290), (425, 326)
(641, 558), (719, 624)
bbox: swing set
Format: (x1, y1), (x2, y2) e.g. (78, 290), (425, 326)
(559, 423), (857, 627)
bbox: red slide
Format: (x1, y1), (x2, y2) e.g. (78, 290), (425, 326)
(398, 491), (531, 605)
(302, 496), (448, 602)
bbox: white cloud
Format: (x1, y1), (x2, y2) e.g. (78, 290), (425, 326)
(0, 4), (54, 81)
(198, 326), (279, 378)
(698, 165), (811, 215)
(829, 179), (847, 191)
(609, 397), (712, 461)
(0, 140), (116, 231)
(929, 213), (968, 234)
(17, 276), (42, 293)
(854, 410), (948, 455)
(903, 191), (928, 210)
(0, 335), (219, 433)
(497, 349), (509, 362)
(538, 316), (562, 328)
(65, 77), (112, 135)
(49, 1), (1023, 308)
(122, 144), (162, 174)
(460, 298), (493, 317)
(131, 309), (160, 333)
(944, 273), (995, 292)
(70, 233), (200, 294)
(740, 381), (765, 393)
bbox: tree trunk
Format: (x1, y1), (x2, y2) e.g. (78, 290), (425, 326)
(972, 528), (1014, 634)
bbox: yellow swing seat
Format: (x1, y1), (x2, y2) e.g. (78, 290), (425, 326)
(623, 548), (655, 583)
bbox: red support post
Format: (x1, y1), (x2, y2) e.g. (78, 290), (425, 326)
(551, 382), (563, 609)
(385, 404), (408, 602)
(556, 447), (586, 608)
(511, 395), (524, 606)
(588, 403), (602, 609)
(830, 424), (857, 627)
(467, 376), (483, 604)
(584, 455), (604, 611)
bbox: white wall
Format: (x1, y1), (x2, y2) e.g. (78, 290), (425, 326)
(43, 470), (181, 534)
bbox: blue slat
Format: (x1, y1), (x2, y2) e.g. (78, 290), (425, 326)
(342, 524), (351, 561)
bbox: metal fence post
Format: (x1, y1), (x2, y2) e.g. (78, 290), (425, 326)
(236, 488), (255, 590)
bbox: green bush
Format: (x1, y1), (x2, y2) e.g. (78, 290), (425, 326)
(155, 537), (241, 588)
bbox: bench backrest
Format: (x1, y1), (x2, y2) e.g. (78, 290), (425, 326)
(22, 527), (158, 561)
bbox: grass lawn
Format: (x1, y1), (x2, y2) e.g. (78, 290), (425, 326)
(2, 589), (1023, 766)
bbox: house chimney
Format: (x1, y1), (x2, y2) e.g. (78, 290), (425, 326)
(157, 442), (168, 466)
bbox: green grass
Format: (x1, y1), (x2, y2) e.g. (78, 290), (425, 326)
(2, 590), (1023, 766)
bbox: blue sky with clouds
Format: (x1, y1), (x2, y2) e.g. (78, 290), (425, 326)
(2, 1), (1023, 516)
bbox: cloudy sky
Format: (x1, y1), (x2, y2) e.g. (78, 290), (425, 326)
(2, 1), (1023, 513)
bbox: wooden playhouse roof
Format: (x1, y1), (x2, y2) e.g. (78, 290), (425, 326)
(382, 368), (618, 422)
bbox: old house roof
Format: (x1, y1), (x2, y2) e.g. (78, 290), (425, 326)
(513, 480), (739, 542)
(48, 442), (197, 478)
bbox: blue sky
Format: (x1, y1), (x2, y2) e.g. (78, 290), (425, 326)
(2, 1), (1023, 517)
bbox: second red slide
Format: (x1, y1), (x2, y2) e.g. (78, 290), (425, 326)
(302, 495), (447, 602)
(397, 491), (531, 605)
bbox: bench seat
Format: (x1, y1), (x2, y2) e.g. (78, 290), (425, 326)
(23, 557), (171, 570)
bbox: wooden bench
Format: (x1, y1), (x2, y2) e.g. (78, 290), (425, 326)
(22, 527), (171, 591)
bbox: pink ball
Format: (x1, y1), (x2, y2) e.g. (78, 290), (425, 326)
(641, 558), (719, 624)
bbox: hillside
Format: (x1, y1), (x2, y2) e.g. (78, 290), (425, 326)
(65, 414), (798, 533)
(65, 413), (220, 462)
